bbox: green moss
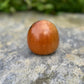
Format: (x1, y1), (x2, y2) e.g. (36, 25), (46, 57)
(0, 0), (84, 13)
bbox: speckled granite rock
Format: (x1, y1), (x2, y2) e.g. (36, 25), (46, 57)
(0, 12), (84, 84)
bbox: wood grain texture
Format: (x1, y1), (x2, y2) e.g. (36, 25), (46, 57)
(27, 20), (59, 55)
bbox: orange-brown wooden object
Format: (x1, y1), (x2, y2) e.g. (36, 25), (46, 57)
(27, 20), (59, 55)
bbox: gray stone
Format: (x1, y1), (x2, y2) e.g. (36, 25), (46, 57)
(0, 11), (84, 84)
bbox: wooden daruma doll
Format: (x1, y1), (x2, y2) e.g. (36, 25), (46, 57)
(27, 20), (59, 55)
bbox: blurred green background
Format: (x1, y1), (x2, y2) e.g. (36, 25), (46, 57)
(0, 0), (84, 14)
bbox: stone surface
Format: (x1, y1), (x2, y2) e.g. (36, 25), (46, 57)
(0, 11), (84, 84)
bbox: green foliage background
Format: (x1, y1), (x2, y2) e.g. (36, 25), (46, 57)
(0, 0), (84, 13)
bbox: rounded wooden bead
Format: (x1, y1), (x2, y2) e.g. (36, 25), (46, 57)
(27, 20), (59, 55)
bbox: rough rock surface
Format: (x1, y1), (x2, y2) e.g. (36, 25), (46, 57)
(0, 11), (84, 84)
